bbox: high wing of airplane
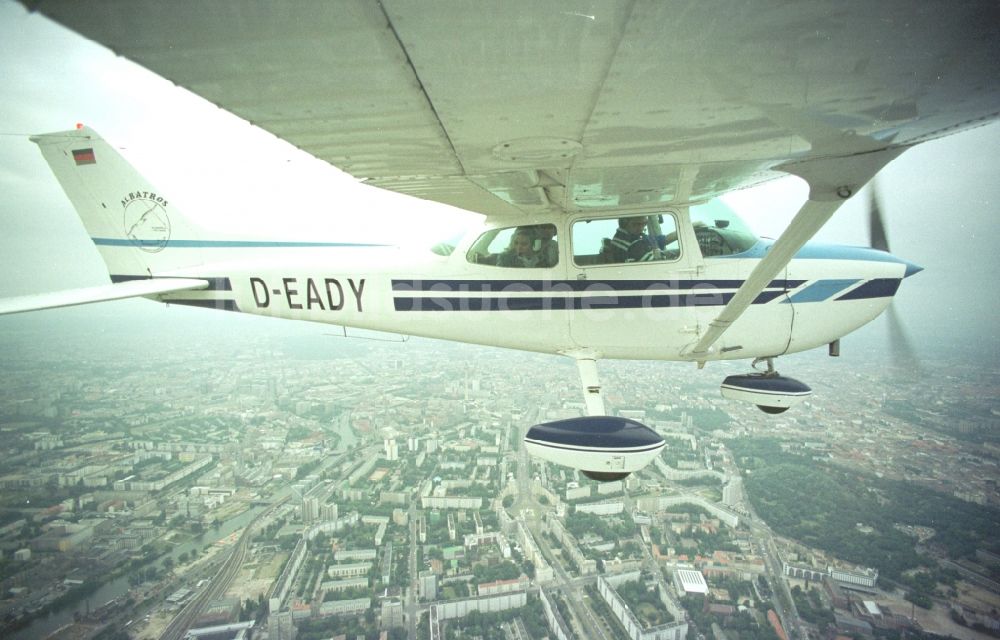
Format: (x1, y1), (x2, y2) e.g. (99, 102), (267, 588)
(21, 1), (999, 215)
(8, 1), (1000, 478)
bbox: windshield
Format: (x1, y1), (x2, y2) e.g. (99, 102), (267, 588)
(429, 231), (464, 256)
(689, 198), (759, 256)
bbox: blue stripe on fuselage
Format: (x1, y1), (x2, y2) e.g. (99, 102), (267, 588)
(92, 238), (389, 248)
(720, 240), (913, 266)
(794, 243), (910, 264)
(835, 278), (901, 300)
(391, 276), (901, 311)
(168, 299), (241, 312)
(393, 290), (786, 311)
(391, 279), (804, 292)
(784, 279), (860, 303)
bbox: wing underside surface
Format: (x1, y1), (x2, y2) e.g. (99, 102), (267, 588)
(20, 0), (1000, 219)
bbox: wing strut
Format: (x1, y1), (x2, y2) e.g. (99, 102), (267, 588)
(685, 198), (843, 359)
(684, 147), (906, 360)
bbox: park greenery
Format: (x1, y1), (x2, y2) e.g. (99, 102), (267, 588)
(681, 593), (782, 640)
(440, 596), (549, 640)
(790, 585), (835, 632)
(296, 613), (402, 640)
(566, 509), (634, 541)
(677, 528), (742, 555)
(744, 461), (924, 579)
(648, 406), (732, 431)
(472, 559), (521, 583)
(729, 438), (1000, 580)
(616, 578), (675, 627)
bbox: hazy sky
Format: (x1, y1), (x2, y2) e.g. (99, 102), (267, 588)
(0, 2), (998, 364)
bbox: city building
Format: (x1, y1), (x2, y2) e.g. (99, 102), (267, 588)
(419, 571), (437, 601)
(381, 599), (404, 628)
(674, 568), (709, 595)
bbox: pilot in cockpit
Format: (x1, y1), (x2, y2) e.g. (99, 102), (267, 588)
(609, 216), (657, 262)
(497, 228), (543, 268)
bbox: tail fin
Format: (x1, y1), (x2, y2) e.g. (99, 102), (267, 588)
(31, 126), (204, 278)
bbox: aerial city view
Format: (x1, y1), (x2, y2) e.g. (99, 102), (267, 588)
(0, 310), (996, 640)
(1, 2), (998, 640)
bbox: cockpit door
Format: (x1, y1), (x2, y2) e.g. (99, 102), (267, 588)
(566, 211), (703, 360)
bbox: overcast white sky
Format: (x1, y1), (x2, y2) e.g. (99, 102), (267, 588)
(0, 1), (997, 363)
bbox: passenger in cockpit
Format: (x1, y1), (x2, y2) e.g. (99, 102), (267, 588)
(534, 224), (559, 267)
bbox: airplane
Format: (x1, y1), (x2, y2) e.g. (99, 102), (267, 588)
(4, 1), (999, 480)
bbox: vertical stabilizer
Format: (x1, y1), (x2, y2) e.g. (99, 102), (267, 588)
(31, 126), (204, 278)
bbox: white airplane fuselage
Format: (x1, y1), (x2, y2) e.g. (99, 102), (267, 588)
(149, 216), (914, 363)
(23, 126), (918, 366)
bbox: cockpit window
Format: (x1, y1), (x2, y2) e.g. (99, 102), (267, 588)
(689, 199), (759, 257)
(465, 224), (559, 268)
(571, 213), (679, 266)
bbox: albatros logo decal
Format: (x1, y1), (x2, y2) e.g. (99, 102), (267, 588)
(121, 191), (170, 253)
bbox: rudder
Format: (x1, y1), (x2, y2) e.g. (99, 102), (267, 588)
(31, 126), (204, 278)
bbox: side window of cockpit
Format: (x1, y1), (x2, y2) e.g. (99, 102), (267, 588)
(465, 225), (559, 268)
(571, 214), (679, 266)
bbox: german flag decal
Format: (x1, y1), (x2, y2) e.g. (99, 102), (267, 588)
(72, 148), (96, 165)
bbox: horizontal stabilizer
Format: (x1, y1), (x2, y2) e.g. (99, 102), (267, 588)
(0, 278), (209, 316)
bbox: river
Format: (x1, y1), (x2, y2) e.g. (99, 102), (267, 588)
(12, 505), (264, 640)
(334, 413), (358, 450)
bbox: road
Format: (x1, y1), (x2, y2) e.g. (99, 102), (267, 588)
(508, 415), (613, 640)
(406, 499), (419, 639)
(534, 534), (610, 640)
(737, 471), (803, 640)
(716, 443), (804, 640)
(511, 416), (542, 524)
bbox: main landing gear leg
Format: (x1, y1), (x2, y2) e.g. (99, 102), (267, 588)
(752, 356), (778, 376)
(576, 357), (606, 417)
